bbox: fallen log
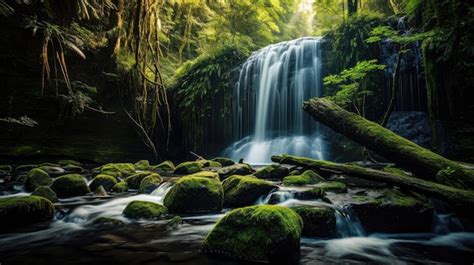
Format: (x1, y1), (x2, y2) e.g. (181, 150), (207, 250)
(272, 154), (474, 213)
(303, 97), (474, 189)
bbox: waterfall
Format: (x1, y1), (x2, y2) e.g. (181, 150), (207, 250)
(224, 37), (324, 164)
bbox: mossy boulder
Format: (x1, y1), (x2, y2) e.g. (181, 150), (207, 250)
(254, 164), (289, 180)
(62, 164), (84, 173)
(94, 185), (108, 196)
(152, 160), (175, 171)
(100, 163), (135, 177)
(294, 188), (326, 200)
(51, 174), (90, 198)
(123, 200), (167, 219)
(0, 165), (12, 172)
(164, 176), (223, 213)
(15, 164), (37, 173)
(111, 181), (128, 193)
(0, 196), (55, 232)
(203, 205), (302, 264)
(185, 171), (220, 180)
(125, 172), (155, 189)
(222, 175), (277, 207)
(282, 170), (324, 186)
(89, 174), (117, 192)
(58, 160), (82, 167)
(92, 217), (125, 227)
(32, 186), (58, 202)
(138, 174), (162, 194)
(350, 190), (434, 233)
(197, 160), (222, 168)
(316, 181), (348, 193)
(134, 160), (151, 170)
(212, 157), (235, 167)
(218, 163), (254, 180)
(37, 165), (66, 176)
(24, 168), (52, 191)
(292, 206), (336, 238)
(173, 161), (202, 175)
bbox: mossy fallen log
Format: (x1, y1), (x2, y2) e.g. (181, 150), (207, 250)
(272, 154), (474, 215)
(303, 98), (474, 189)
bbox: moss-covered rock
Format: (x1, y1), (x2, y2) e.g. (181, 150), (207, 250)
(212, 157), (235, 167)
(37, 165), (66, 176)
(152, 160), (175, 171)
(58, 160), (82, 167)
(282, 170), (325, 186)
(0, 196), (55, 232)
(24, 168), (52, 192)
(138, 174), (162, 194)
(0, 165), (12, 172)
(218, 163), (254, 180)
(164, 176), (223, 213)
(93, 185), (108, 196)
(203, 205), (302, 263)
(125, 172), (155, 189)
(15, 164), (37, 173)
(111, 181), (128, 193)
(222, 175), (277, 207)
(134, 160), (151, 170)
(89, 174), (117, 192)
(173, 161), (202, 175)
(254, 164), (289, 180)
(294, 188), (326, 200)
(100, 163), (135, 177)
(292, 206), (336, 238)
(92, 217), (125, 227)
(350, 190), (434, 233)
(51, 174), (90, 198)
(185, 171), (220, 180)
(196, 160), (222, 168)
(316, 181), (348, 193)
(123, 200), (167, 219)
(32, 186), (58, 202)
(62, 164), (84, 173)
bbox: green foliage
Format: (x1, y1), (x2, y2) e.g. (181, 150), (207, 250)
(366, 25), (434, 45)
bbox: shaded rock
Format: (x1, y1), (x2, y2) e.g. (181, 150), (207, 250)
(203, 205), (302, 264)
(197, 160), (222, 168)
(58, 160), (82, 167)
(51, 174), (90, 198)
(123, 200), (167, 219)
(152, 160), (175, 171)
(138, 174), (162, 194)
(316, 181), (348, 193)
(0, 165), (12, 172)
(254, 164), (289, 180)
(164, 176), (223, 213)
(32, 186), (58, 202)
(222, 175), (276, 207)
(92, 217), (124, 227)
(37, 165), (65, 176)
(134, 160), (151, 170)
(0, 195), (55, 232)
(25, 168), (52, 192)
(15, 164), (37, 173)
(94, 185), (108, 197)
(125, 172), (155, 189)
(282, 170), (324, 186)
(292, 206), (336, 238)
(350, 190), (434, 233)
(111, 181), (128, 193)
(294, 188), (326, 200)
(167, 216), (183, 228)
(89, 174), (117, 192)
(62, 164), (84, 173)
(218, 163), (254, 180)
(173, 161), (202, 175)
(212, 157), (235, 167)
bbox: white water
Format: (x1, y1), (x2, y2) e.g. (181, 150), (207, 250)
(225, 37), (324, 164)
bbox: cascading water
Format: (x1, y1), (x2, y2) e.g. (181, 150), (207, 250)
(224, 37), (325, 164)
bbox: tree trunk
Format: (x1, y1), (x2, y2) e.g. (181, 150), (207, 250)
(302, 97), (474, 189)
(347, 0), (358, 16)
(380, 52), (401, 127)
(272, 154), (474, 215)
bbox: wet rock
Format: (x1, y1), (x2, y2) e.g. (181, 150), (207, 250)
(173, 161), (202, 175)
(58, 160), (82, 167)
(125, 172), (157, 189)
(152, 160), (175, 171)
(0, 165), (12, 172)
(15, 164), (37, 173)
(37, 165), (66, 176)
(316, 181), (348, 193)
(294, 188), (326, 200)
(51, 174), (90, 198)
(134, 160), (151, 170)
(24, 168), (52, 191)
(138, 174), (162, 194)
(0, 195), (55, 232)
(92, 217), (125, 227)
(283, 170), (324, 186)
(166, 216), (183, 228)
(218, 163), (254, 180)
(203, 205), (302, 264)
(254, 164), (289, 180)
(292, 206), (336, 238)
(94, 185), (108, 197)
(32, 186), (58, 202)
(222, 175), (277, 207)
(62, 164), (84, 173)
(197, 160), (222, 168)
(99, 163), (136, 178)
(111, 181), (128, 193)
(350, 190), (434, 233)
(123, 200), (167, 219)
(164, 176), (223, 213)
(89, 174), (118, 191)
(211, 157), (235, 167)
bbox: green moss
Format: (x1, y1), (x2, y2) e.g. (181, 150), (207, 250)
(111, 181), (128, 193)
(254, 164), (289, 180)
(138, 174), (162, 194)
(173, 161), (202, 175)
(383, 166), (411, 177)
(58, 160), (82, 167)
(62, 164), (84, 173)
(218, 163), (254, 180)
(212, 157), (235, 167)
(123, 200), (167, 219)
(292, 206), (336, 238)
(0, 196), (55, 232)
(134, 160), (151, 170)
(282, 170), (324, 186)
(185, 171), (220, 180)
(295, 188), (326, 200)
(152, 160), (175, 171)
(125, 172), (155, 189)
(94, 185), (108, 196)
(164, 176), (223, 213)
(92, 217), (125, 227)
(89, 174), (117, 192)
(32, 186), (58, 202)
(167, 216), (183, 227)
(99, 163), (136, 177)
(51, 174), (90, 198)
(25, 168), (52, 192)
(316, 181), (348, 193)
(222, 175), (276, 207)
(203, 205), (302, 263)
